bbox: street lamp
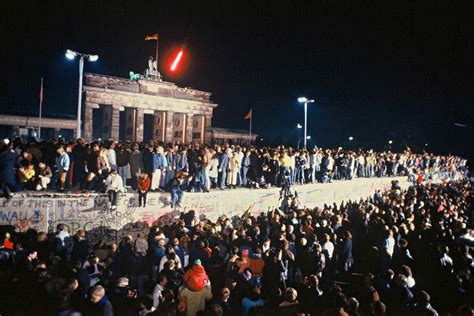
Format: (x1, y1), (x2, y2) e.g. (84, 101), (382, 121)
(306, 135), (311, 140)
(297, 97), (315, 148)
(66, 49), (99, 139)
(388, 140), (393, 144)
(295, 123), (303, 149)
(348, 136), (354, 141)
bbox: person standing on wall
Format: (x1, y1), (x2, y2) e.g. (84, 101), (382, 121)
(129, 142), (142, 191)
(55, 145), (70, 192)
(137, 172), (150, 208)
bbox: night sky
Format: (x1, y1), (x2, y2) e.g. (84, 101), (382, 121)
(1, 1), (473, 160)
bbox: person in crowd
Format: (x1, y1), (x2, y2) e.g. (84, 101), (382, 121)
(168, 171), (191, 208)
(179, 262), (212, 316)
(105, 169), (124, 209)
(17, 160), (36, 190)
(0, 139), (18, 194)
(152, 274), (168, 309)
(72, 137), (88, 191)
(55, 224), (71, 260)
(55, 144), (70, 192)
(208, 149), (219, 189)
(70, 230), (89, 266)
(1, 232), (14, 250)
(129, 142), (142, 190)
(217, 147), (229, 190)
(35, 160), (52, 190)
(183, 259), (209, 292)
(116, 143), (130, 187)
(88, 284), (114, 316)
(137, 172), (151, 207)
(98, 147), (111, 183)
(107, 141), (117, 171)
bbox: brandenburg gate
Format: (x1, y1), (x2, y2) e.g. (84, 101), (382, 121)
(82, 72), (218, 144)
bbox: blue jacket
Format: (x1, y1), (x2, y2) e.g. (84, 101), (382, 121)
(56, 152), (70, 172)
(175, 152), (188, 171)
(219, 153), (229, 171)
(152, 152), (164, 171)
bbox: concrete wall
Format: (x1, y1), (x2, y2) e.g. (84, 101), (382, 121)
(0, 177), (409, 243)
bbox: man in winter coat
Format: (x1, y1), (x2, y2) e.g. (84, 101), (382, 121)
(88, 285), (114, 316)
(180, 259), (213, 316)
(183, 259), (209, 292)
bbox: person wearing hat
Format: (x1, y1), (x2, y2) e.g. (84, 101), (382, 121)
(183, 259), (210, 292)
(179, 259), (212, 316)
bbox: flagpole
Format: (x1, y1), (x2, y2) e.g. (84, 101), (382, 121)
(38, 77), (43, 139)
(155, 33), (159, 72)
(249, 108), (252, 144)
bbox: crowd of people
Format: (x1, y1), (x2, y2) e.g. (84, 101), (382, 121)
(0, 139), (472, 315)
(0, 137), (469, 205)
(0, 137), (472, 315)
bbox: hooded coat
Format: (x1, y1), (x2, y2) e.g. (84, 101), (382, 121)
(183, 264), (209, 292)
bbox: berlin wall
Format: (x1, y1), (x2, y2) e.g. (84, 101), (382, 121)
(0, 177), (409, 243)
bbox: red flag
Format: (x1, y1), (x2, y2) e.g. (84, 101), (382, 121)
(145, 34), (158, 41)
(244, 109), (252, 120)
(39, 77), (44, 104)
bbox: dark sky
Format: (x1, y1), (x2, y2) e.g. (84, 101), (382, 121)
(1, 1), (473, 159)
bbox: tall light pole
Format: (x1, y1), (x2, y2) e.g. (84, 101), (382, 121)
(298, 97), (315, 148)
(66, 49), (99, 139)
(296, 123), (302, 149)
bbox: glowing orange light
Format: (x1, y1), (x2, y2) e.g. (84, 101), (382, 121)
(170, 49), (184, 72)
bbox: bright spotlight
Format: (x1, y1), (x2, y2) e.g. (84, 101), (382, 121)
(170, 49), (184, 72)
(65, 49), (76, 60)
(296, 123), (302, 129)
(298, 97), (308, 103)
(349, 136), (354, 141)
(388, 140), (393, 144)
(306, 136), (311, 140)
(88, 55), (99, 62)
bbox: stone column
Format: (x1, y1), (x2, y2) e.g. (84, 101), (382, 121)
(135, 108), (144, 143)
(185, 114), (194, 144)
(124, 108), (135, 142)
(172, 113), (186, 144)
(194, 115), (206, 144)
(204, 115), (212, 144)
(102, 105), (112, 140)
(110, 106), (120, 140)
(153, 111), (166, 142)
(165, 111), (174, 144)
(83, 103), (94, 141)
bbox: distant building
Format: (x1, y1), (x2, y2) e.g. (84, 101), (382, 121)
(0, 72), (256, 145)
(211, 127), (257, 146)
(83, 72), (217, 144)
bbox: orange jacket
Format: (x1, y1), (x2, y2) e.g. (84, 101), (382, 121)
(183, 265), (209, 291)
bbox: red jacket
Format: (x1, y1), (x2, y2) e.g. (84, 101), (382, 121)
(137, 177), (151, 192)
(183, 265), (209, 291)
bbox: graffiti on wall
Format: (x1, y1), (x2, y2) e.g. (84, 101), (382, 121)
(0, 177), (409, 243)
